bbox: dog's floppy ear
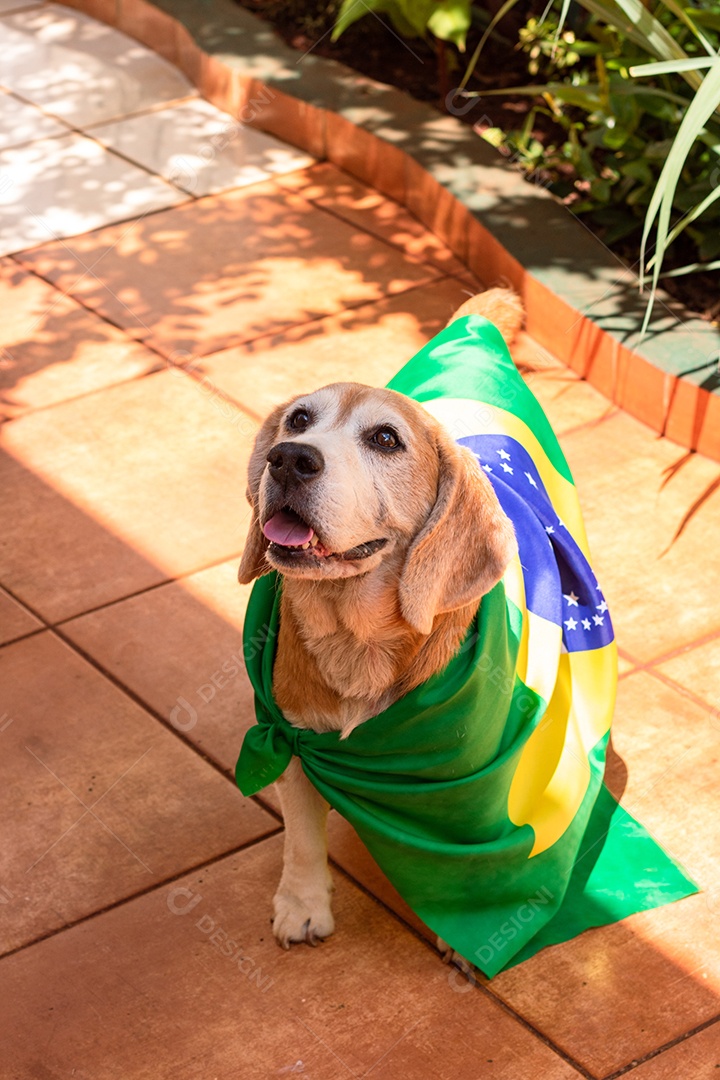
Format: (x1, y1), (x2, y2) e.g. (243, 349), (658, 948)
(238, 403), (286, 585)
(398, 433), (517, 635)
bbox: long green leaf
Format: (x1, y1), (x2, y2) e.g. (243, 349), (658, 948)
(458, 0), (520, 91)
(659, 257), (720, 278)
(629, 57), (719, 77)
(553, 0), (573, 49)
(647, 184), (720, 265)
(461, 81), (690, 110)
(640, 58), (720, 331)
(461, 82), (602, 109)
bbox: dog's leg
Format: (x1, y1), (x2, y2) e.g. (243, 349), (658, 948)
(273, 756), (335, 948)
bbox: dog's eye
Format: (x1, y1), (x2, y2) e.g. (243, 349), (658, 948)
(287, 407), (311, 431)
(370, 427), (401, 450)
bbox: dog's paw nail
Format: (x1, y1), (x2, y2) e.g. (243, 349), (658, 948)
(272, 891), (335, 949)
(305, 922), (322, 947)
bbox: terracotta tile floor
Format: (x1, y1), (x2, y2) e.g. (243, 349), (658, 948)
(2, 5), (720, 1078)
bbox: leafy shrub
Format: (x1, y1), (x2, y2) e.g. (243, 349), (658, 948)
(333, 0), (720, 325)
(459, 1), (720, 326)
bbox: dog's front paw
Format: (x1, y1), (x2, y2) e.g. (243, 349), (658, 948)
(273, 887), (335, 949)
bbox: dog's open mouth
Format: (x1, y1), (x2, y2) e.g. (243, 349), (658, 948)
(262, 508), (387, 562)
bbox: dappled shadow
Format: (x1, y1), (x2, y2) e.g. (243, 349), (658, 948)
(0, 126), (184, 256)
(14, 181), (446, 361)
(660, 472), (720, 557)
(0, 2), (191, 127)
(85, 97), (315, 196)
(661, 353), (720, 457)
(1, 1), (719, 1059)
(0, 260), (161, 418)
(656, 451), (720, 556)
(1, 307), (719, 1073)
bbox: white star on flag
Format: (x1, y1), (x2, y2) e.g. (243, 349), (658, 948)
(497, 449), (511, 460)
(564, 617), (578, 631)
(500, 462), (513, 474)
(563, 591), (579, 607)
(593, 614), (604, 626)
(545, 525), (555, 535)
(596, 600), (608, 613)
(582, 618), (591, 630)
(524, 472), (537, 488)
(558, 518), (567, 529)
(482, 464), (493, 473)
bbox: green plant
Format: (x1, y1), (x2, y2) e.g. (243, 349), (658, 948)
(332, 0), (473, 51)
(457, 0), (720, 329)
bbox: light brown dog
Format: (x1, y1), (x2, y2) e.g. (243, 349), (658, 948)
(239, 289), (522, 947)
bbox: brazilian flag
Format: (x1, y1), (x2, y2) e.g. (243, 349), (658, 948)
(236, 315), (697, 977)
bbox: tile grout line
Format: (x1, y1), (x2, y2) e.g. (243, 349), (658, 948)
(49, 621), (249, 786)
(3, 205), (467, 433)
(279, 166), (702, 427)
(0, 574), (178, 631)
(0, 827), (283, 964)
(602, 1011), (720, 1079)
(0, 177), (186, 264)
(554, 404), (623, 442)
(0, 358), (168, 425)
(75, 133), (198, 200)
(642, 625), (720, 671)
(49, 554), (246, 625)
(78, 91), (204, 131)
(327, 858), (595, 1080)
(294, 184), (468, 280)
(630, 664), (720, 721)
(609, 628), (720, 714)
(0, 349), (256, 428)
(250, 166), (463, 284)
(3, 167), (213, 265)
(173, 268), (490, 424)
(471, 989), (594, 1080)
(3, 142), (537, 440)
(0, 582), (53, 632)
(0, 85), (200, 155)
(0, 625), (46, 650)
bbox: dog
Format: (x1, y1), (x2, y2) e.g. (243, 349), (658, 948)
(235, 288), (700, 977)
(237, 289), (522, 949)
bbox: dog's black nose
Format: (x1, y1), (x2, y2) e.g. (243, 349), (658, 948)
(267, 442), (324, 487)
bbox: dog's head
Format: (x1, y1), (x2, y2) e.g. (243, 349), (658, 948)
(239, 383), (516, 635)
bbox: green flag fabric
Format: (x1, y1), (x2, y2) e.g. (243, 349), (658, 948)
(236, 315), (698, 977)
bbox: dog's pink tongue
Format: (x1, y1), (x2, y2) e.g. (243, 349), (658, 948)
(262, 510), (313, 547)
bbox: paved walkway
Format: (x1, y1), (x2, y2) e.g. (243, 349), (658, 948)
(2, 3), (720, 1078)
